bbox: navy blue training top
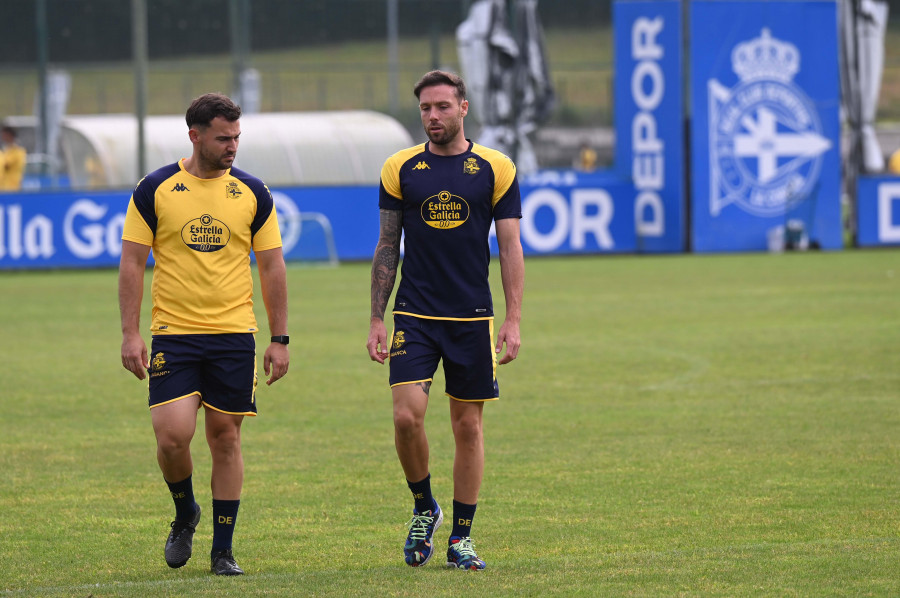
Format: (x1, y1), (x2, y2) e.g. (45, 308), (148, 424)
(379, 140), (522, 319)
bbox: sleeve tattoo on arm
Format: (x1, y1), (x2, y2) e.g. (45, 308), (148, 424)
(371, 209), (402, 320)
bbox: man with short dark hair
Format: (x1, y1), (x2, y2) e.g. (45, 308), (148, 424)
(119, 92), (290, 576)
(367, 70), (525, 571)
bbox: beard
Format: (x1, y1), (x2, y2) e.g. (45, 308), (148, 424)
(199, 146), (235, 172)
(425, 119), (461, 146)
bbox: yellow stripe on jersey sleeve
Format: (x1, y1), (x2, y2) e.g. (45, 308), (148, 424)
(471, 143), (518, 207)
(380, 143), (426, 199)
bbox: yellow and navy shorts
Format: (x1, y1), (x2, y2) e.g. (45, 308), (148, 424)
(148, 333), (258, 416)
(389, 313), (499, 402)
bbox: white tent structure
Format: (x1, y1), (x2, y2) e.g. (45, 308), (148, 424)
(58, 110), (413, 189)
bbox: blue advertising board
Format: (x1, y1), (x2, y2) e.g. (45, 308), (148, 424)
(0, 190), (130, 268)
(0, 170), (637, 270)
(689, 0), (842, 252)
(613, 0), (684, 253)
(857, 175), (900, 247)
(513, 170), (635, 255)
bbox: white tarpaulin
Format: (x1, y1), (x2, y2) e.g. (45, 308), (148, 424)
(840, 0), (889, 174)
(456, 0), (555, 174)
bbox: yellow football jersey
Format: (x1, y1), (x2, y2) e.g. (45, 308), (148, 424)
(0, 145), (26, 190)
(122, 159), (282, 335)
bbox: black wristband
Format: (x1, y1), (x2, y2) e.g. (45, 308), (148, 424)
(271, 335), (290, 345)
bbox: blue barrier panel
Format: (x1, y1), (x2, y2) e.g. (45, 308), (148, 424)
(0, 171), (638, 270)
(689, 0), (842, 252)
(271, 186), (377, 262)
(613, 0), (685, 253)
(515, 170), (636, 255)
(0, 190), (129, 268)
(271, 172), (637, 259)
(857, 175), (900, 247)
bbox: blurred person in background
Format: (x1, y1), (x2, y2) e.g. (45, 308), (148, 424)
(575, 140), (597, 172)
(888, 148), (900, 175)
(0, 126), (26, 191)
(118, 93), (290, 576)
(367, 70), (524, 572)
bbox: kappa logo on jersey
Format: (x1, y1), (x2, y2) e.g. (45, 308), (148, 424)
(392, 330), (406, 349)
(171, 183), (190, 192)
(412, 161), (431, 170)
(463, 157), (480, 175)
(421, 190), (470, 230)
(708, 28), (831, 217)
(225, 181), (242, 198)
(181, 213), (231, 252)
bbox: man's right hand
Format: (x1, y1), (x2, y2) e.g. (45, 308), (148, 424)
(367, 318), (389, 364)
(121, 332), (149, 380)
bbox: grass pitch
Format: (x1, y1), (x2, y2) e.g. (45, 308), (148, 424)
(1, 250), (899, 597)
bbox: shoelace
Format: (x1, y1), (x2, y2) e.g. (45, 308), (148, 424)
(452, 537), (478, 559)
(169, 520), (193, 537)
(406, 511), (436, 542)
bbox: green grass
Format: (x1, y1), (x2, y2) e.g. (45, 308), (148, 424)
(1, 250), (899, 596)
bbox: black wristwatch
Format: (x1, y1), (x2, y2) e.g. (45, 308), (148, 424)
(271, 335), (290, 345)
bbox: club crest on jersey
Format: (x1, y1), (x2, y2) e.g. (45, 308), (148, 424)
(421, 190), (469, 230)
(708, 28), (831, 217)
(181, 213), (231, 252)
(392, 330), (406, 349)
(225, 181), (242, 198)
(463, 157), (480, 175)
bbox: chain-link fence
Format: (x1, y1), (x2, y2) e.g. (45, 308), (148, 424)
(0, 0), (611, 132)
(2, 0), (900, 169)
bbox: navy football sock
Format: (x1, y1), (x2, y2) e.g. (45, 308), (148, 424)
(165, 475), (199, 522)
(211, 499), (241, 554)
(407, 473), (437, 514)
(450, 499), (477, 539)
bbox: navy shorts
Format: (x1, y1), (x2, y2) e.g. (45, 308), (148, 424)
(389, 313), (499, 402)
(148, 333), (258, 416)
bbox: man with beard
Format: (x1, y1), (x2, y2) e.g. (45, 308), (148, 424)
(367, 70), (524, 571)
(119, 93), (290, 576)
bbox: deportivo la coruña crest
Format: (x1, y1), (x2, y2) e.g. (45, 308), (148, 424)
(708, 28), (831, 217)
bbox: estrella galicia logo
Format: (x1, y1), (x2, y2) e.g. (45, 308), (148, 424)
(392, 330), (405, 349)
(181, 214), (231, 252)
(708, 29), (831, 217)
(421, 190), (469, 230)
